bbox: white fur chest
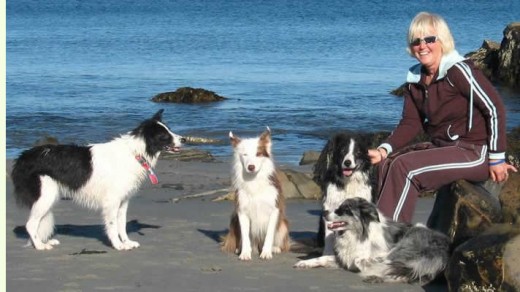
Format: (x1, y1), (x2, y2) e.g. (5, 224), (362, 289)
(334, 224), (390, 271)
(236, 181), (279, 232)
(323, 172), (372, 212)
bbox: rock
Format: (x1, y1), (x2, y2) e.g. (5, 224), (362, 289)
(446, 224), (520, 291)
(499, 172), (520, 224)
(33, 135), (59, 146)
(299, 151), (320, 165)
(497, 23), (520, 89)
(506, 126), (520, 169)
(183, 136), (222, 145)
(389, 83), (406, 97)
(427, 179), (503, 248)
(466, 22), (520, 89)
(281, 169), (321, 199)
(160, 148), (215, 162)
(151, 87), (227, 103)
(465, 39), (500, 81)
(276, 169), (303, 199)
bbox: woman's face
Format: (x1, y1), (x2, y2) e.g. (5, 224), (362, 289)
(410, 28), (443, 73)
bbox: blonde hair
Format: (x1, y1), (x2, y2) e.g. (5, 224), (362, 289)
(406, 12), (455, 56)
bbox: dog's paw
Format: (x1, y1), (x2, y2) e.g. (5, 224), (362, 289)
(272, 247), (282, 254)
(293, 259), (315, 269)
(238, 251), (252, 261)
(122, 240), (140, 249)
(47, 238), (60, 246)
(363, 275), (384, 284)
(259, 250), (273, 260)
(33, 241), (55, 250)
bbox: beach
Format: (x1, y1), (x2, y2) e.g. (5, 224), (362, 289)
(6, 158), (447, 292)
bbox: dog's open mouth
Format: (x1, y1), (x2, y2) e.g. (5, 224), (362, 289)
(342, 168), (355, 177)
(164, 145), (181, 153)
(327, 221), (347, 230)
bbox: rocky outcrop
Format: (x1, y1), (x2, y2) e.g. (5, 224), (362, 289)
(498, 23), (520, 89)
(151, 87), (227, 103)
(428, 174), (520, 291)
(160, 148), (216, 162)
(465, 39), (500, 81)
(446, 225), (520, 291)
(466, 22), (520, 89)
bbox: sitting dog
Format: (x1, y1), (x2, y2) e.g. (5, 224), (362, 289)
(11, 109), (184, 250)
(296, 197), (450, 284)
(221, 128), (290, 260)
(295, 132), (374, 267)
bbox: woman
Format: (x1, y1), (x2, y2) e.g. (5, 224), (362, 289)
(368, 12), (517, 223)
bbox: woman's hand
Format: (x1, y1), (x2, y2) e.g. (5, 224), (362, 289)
(368, 148), (387, 165)
(489, 160), (518, 183)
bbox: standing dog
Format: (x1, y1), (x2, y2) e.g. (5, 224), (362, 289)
(297, 197), (450, 284)
(295, 132), (374, 267)
(11, 109), (184, 251)
(221, 128), (290, 260)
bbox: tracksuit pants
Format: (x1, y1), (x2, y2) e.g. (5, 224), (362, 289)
(376, 140), (489, 223)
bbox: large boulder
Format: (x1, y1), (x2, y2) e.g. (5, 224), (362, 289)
(497, 23), (520, 89)
(429, 174), (520, 291)
(427, 180), (503, 248)
(446, 224), (520, 291)
(152, 87), (227, 103)
(466, 22), (520, 89)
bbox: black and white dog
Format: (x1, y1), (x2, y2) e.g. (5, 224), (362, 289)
(295, 132), (375, 267)
(297, 197), (450, 284)
(11, 109), (184, 251)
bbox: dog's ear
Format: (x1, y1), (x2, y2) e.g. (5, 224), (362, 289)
(229, 131), (240, 148)
(259, 128), (272, 156)
(358, 198), (380, 223)
(259, 128), (271, 142)
(313, 138), (334, 185)
(152, 109), (164, 121)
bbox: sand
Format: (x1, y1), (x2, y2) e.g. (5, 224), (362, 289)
(5, 159), (447, 292)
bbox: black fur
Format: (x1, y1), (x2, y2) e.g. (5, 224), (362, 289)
(11, 145), (93, 207)
(130, 109), (175, 157)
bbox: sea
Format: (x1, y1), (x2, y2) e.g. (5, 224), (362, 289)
(6, 0), (520, 166)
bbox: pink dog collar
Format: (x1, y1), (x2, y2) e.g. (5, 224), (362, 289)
(135, 155), (159, 184)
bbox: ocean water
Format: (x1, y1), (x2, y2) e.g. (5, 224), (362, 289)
(6, 0), (520, 165)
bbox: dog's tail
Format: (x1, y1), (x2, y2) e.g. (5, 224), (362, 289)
(220, 212), (240, 254)
(383, 255), (448, 284)
(11, 156), (42, 208)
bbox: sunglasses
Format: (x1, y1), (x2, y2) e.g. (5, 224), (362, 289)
(410, 36), (437, 46)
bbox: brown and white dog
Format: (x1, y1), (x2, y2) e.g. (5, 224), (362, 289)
(221, 128), (290, 260)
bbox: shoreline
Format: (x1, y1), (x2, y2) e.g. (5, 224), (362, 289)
(5, 159), (447, 291)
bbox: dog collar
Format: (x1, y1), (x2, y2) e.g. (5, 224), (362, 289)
(135, 155), (159, 184)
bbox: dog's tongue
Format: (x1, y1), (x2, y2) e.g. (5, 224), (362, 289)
(343, 169), (353, 177)
(327, 222), (346, 230)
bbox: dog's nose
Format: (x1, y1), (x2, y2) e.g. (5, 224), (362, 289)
(247, 165), (255, 172)
(180, 137), (187, 143)
(344, 160), (352, 168)
(322, 210), (330, 218)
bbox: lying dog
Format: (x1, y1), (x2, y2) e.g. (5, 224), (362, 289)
(296, 197), (450, 284)
(295, 132), (375, 267)
(221, 128), (290, 260)
(11, 109), (184, 250)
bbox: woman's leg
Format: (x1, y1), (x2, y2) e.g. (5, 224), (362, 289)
(376, 143), (488, 223)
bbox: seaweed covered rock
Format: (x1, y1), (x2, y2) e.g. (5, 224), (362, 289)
(446, 225), (520, 291)
(152, 87), (227, 103)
